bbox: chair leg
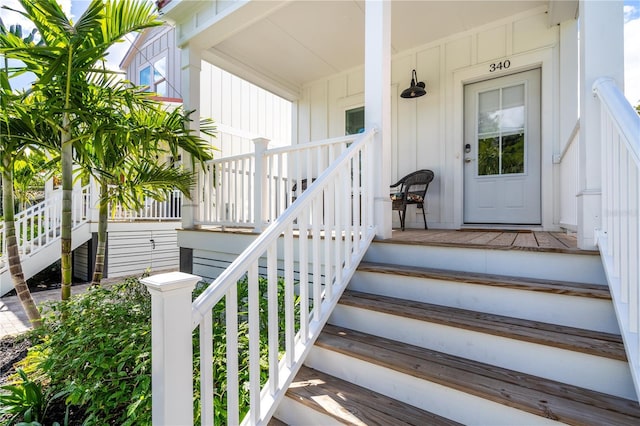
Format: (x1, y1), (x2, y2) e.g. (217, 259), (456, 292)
(421, 206), (427, 230)
(399, 209), (405, 231)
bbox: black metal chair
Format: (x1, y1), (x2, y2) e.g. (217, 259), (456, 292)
(390, 169), (434, 231)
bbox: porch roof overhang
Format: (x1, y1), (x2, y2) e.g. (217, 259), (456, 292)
(159, 0), (576, 101)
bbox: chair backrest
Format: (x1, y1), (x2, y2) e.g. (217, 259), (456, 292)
(393, 169), (434, 203)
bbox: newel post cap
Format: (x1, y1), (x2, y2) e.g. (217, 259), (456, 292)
(141, 271), (201, 293)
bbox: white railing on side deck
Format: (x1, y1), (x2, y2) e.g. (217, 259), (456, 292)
(143, 129), (378, 425)
(109, 190), (183, 221)
(593, 77), (640, 396)
(199, 134), (363, 231)
(0, 185), (90, 270)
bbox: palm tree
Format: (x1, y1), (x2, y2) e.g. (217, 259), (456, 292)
(0, 89), (44, 327)
(0, 0), (161, 299)
(78, 79), (215, 285)
(0, 19), (50, 326)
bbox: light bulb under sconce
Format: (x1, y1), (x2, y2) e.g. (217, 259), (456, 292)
(400, 69), (426, 99)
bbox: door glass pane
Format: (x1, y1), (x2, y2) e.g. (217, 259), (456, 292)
(501, 132), (525, 174)
(477, 83), (526, 176)
(478, 89), (500, 134)
(478, 137), (500, 176)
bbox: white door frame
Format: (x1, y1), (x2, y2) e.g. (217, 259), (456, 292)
(452, 48), (556, 229)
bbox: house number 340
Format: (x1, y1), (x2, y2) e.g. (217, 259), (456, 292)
(489, 60), (511, 72)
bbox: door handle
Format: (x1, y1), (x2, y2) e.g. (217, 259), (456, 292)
(150, 239), (155, 249)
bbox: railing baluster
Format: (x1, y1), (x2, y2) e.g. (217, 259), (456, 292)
(324, 178), (334, 300)
(312, 195), (322, 323)
(226, 284), (239, 426)
(630, 160), (639, 333)
(248, 261), (260, 424)
(299, 209), (309, 343)
(267, 245), (278, 396)
(284, 224), (295, 368)
(200, 310), (214, 425)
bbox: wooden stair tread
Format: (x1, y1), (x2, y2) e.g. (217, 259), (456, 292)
(340, 290), (625, 361)
(357, 261), (611, 299)
(285, 366), (462, 426)
(318, 324), (640, 424)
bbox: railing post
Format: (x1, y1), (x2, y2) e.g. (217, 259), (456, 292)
(142, 272), (200, 426)
(253, 138), (270, 232)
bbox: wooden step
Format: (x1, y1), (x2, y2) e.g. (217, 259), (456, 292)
(340, 290), (624, 361)
(357, 262), (611, 299)
(281, 366), (462, 426)
(317, 324), (640, 425)
(363, 241), (607, 285)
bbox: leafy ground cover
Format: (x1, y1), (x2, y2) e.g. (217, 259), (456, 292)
(0, 275), (296, 425)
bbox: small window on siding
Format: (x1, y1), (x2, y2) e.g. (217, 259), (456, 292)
(139, 57), (168, 96)
(139, 66), (152, 90)
(153, 57), (167, 97)
(345, 106), (365, 135)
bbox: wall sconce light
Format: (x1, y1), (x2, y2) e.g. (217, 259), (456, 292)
(400, 69), (426, 99)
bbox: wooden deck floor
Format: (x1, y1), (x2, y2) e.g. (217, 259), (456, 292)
(382, 229), (593, 254)
(199, 226), (594, 254)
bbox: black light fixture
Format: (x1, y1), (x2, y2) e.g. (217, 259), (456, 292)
(400, 69), (426, 99)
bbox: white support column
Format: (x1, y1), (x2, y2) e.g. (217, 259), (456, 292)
(142, 272), (201, 426)
(577, 0), (624, 249)
(181, 45), (202, 230)
(253, 137), (270, 232)
(365, 0), (392, 240)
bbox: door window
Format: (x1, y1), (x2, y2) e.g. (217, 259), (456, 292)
(477, 84), (525, 176)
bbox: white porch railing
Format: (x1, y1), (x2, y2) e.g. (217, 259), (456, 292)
(199, 134), (363, 231)
(593, 77), (640, 397)
(109, 190), (183, 221)
(0, 185), (90, 269)
(143, 129), (377, 425)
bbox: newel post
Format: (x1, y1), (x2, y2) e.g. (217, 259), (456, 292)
(253, 137), (270, 232)
(142, 272), (201, 426)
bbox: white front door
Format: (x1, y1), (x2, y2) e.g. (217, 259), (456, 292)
(463, 69), (541, 224)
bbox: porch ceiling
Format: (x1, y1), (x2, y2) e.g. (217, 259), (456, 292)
(167, 0), (569, 99)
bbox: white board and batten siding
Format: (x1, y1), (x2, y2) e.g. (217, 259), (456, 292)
(200, 61), (293, 156)
(297, 6), (578, 231)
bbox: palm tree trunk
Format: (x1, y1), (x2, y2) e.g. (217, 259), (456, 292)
(91, 182), (108, 286)
(2, 168), (41, 327)
(60, 118), (73, 300)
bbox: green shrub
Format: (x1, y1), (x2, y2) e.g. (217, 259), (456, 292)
(17, 274), (298, 425)
(25, 278), (152, 425)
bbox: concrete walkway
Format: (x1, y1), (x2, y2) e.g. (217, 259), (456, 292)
(0, 284), (93, 338)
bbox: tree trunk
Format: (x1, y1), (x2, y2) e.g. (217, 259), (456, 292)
(60, 115), (73, 300)
(91, 182), (108, 286)
(2, 168), (41, 327)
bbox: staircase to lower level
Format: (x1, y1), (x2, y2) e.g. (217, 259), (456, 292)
(274, 239), (640, 425)
(0, 223), (92, 296)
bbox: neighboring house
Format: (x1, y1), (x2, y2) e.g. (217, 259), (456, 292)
(144, 1), (640, 425)
(79, 24), (292, 279)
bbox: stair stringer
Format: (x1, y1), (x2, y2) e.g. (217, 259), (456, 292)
(0, 222), (92, 296)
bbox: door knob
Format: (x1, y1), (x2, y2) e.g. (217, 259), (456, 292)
(465, 158), (472, 163)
